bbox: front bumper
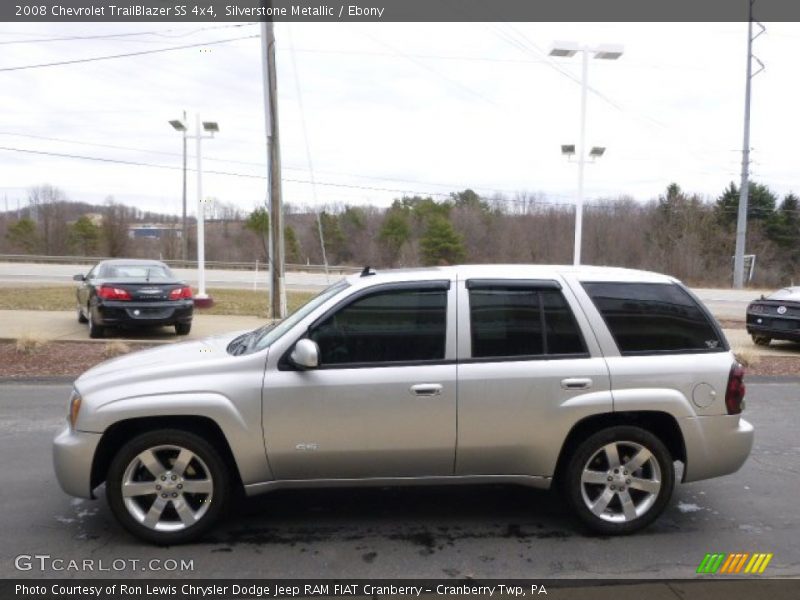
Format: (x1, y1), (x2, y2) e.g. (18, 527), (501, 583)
(680, 415), (754, 483)
(94, 300), (193, 327)
(53, 426), (102, 499)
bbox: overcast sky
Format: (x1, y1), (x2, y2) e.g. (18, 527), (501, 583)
(1, 21), (799, 218)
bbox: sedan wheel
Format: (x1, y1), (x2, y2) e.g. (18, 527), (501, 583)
(106, 430), (230, 544)
(752, 335), (771, 347)
(564, 426), (674, 535)
(77, 304), (88, 324)
(88, 310), (104, 339)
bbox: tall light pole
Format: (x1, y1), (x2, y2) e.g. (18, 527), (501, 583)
(733, 1), (765, 289)
(193, 115), (219, 308)
(549, 41), (623, 266)
(169, 114), (219, 307)
(169, 111), (189, 263)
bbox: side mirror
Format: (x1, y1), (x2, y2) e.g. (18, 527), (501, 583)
(73, 274), (85, 281)
(290, 339), (320, 370)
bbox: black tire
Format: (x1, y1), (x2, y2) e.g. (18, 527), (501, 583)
(175, 322), (192, 336)
(106, 429), (230, 545)
(752, 335), (771, 347)
(77, 304), (88, 324)
(562, 426), (674, 535)
(88, 310), (104, 339)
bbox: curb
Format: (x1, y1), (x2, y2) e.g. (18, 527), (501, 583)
(0, 376), (75, 385)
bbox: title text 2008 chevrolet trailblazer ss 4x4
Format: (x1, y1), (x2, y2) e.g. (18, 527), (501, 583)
(53, 265), (753, 544)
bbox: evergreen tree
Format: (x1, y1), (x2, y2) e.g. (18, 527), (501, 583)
(420, 216), (466, 266)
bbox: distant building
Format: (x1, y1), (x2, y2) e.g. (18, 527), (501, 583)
(128, 224), (182, 240)
(85, 213), (104, 226)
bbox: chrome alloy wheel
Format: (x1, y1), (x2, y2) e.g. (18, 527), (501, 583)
(121, 445), (213, 532)
(579, 440), (662, 523)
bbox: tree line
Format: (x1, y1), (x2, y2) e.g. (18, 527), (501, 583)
(1, 182), (798, 287)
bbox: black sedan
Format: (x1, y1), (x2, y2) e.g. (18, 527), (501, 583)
(74, 259), (194, 338)
(746, 286), (800, 346)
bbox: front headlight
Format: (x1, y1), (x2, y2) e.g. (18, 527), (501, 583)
(68, 390), (82, 430)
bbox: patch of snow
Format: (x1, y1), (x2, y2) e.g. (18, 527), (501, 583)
(677, 501), (703, 513)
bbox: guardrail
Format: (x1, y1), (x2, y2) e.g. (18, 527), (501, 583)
(0, 254), (362, 274)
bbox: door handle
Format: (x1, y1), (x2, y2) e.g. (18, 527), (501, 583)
(561, 378), (593, 390)
(410, 383), (443, 396)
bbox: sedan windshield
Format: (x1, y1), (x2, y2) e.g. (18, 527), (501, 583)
(229, 279), (350, 355)
(101, 264), (173, 280)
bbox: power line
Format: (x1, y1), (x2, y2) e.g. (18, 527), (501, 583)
(0, 131), (532, 198)
(484, 23), (737, 171)
(0, 144), (620, 206)
(0, 23), (256, 45)
(0, 34), (259, 72)
(354, 27), (501, 108)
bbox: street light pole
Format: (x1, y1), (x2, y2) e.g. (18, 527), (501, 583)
(549, 41), (623, 266)
(574, 48), (589, 267)
(195, 113), (207, 303)
(169, 113), (189, 263)
(181, 109), (188, 263)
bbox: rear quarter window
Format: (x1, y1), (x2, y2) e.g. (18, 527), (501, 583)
(582, 282), (725, 355)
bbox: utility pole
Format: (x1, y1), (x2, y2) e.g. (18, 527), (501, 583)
(262, 20), (286, 319)
(733, 0), (765, 288)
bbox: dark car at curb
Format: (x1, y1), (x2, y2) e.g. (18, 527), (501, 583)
(74, 259), (194, 339)
(746, 286), (800, 346)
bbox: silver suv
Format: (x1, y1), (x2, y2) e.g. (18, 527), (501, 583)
(53, 265), (753, 544)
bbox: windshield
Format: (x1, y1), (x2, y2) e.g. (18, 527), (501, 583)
(101, 264), (173, 280)
(229, 279), (350, 356)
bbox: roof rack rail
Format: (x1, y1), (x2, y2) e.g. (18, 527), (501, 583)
(360, 266), (376, 277)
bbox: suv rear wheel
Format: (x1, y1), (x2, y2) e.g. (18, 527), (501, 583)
(563, 426), (674, 535)
(752, 335), (771, 346)
(106, 429), (230, 545)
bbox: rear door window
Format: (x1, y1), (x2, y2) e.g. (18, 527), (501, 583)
(467, 282), (586, 359)
(582, 282), (724, 354)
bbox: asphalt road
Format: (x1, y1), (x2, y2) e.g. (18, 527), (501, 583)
(0, 262), (770, 318)
(0, 261), (344, 292)
(0, 382), (797, 580)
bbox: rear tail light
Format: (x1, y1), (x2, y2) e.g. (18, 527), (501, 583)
(97, 286), (132, 301)
(168, 286), (193, 300)
(725, 363), (746, 415)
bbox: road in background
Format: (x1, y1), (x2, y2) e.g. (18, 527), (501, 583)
(0, 381), (796, 579)
(0, 261), (345, 291)
(0, 262), (770, 314)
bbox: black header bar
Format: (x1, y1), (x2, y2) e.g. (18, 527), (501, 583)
(3, 0), (800, 23)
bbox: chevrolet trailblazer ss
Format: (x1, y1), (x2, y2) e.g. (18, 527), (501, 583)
(53, 265), (753, 544)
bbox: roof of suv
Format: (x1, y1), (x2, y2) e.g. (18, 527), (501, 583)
(346, 264), (677, 288)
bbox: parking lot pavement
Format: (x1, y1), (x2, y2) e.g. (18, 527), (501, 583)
(0, 381), (797, 579)
(0, 309), (264, 343)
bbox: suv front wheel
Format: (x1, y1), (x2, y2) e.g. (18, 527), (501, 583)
(563, 426), (674, 535)
(106, 429), (230, 545)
